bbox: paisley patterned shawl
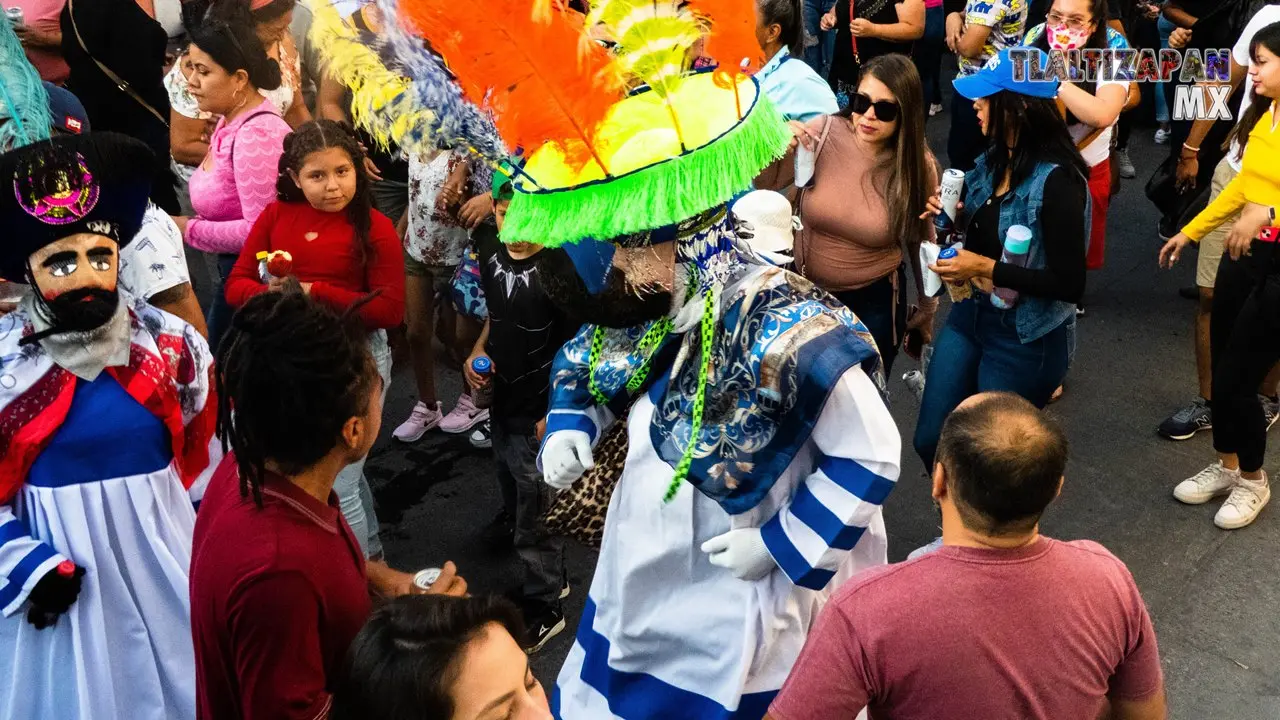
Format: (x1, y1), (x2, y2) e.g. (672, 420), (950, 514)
(0, 296), (217, 504)
(648, 264), (882, 514)
(547, 215), (884, 515)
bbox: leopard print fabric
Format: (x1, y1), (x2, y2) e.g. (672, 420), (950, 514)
(543, 418), (629, 549)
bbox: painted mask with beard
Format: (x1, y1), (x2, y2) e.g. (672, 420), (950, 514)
(19, 235), (122, 346)
(537, 242), (678, 329)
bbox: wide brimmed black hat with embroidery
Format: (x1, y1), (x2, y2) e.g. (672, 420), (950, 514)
(0, 132), (153, 281)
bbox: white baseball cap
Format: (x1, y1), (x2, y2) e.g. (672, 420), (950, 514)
(731, 190), (800, 261)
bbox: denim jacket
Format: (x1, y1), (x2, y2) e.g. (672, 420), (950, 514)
(962, 153), (1090, 344)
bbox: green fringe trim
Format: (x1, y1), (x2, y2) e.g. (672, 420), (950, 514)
(502, 93), (791, 246)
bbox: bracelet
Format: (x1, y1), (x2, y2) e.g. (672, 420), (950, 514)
(1182, 142), (1200, 153)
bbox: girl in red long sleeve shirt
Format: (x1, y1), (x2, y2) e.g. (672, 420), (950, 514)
(226, 119), (404, 559)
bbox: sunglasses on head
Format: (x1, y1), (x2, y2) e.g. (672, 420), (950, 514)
(849, 92), (900, 122)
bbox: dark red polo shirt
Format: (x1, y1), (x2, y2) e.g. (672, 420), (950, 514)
(191, 453), (372, 720)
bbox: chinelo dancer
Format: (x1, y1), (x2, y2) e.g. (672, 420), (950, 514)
(383, 0), (902, 717)
(0, 133), (217, 719)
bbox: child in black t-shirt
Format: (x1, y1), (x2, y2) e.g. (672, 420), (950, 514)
(463, 176), (579, 653)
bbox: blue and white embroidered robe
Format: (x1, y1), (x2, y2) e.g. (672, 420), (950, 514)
(546, 257), (901, 720)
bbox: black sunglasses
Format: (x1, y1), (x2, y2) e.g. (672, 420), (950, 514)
(849, 92), (900, 122)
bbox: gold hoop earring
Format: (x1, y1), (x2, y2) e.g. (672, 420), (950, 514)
(231, 89), (248, 112)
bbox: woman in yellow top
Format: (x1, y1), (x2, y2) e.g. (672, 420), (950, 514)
(1158, 20), (1280, 531)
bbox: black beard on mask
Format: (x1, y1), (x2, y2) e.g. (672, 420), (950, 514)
(536, 249), (673, 329)
(42, 287), (119, 334)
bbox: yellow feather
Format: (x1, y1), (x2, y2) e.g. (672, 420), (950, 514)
(308, 1), (434, 152)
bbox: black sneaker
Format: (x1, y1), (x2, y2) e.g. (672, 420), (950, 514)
(1178, 286), (1200, 300)
(521, 603), (566, 654)
(1158, 398), (1212, 440)
(479, 510), (515, 551)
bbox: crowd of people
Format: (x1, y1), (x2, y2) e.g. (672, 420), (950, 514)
(0, 0), (1278, 716)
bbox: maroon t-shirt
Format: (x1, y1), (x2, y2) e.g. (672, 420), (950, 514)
(770, 537), (1163, 720)
(190, 454), (372, 720)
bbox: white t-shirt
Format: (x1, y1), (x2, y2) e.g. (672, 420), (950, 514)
(153, 0), (184, 38)
(118, 204), (192, 302)
(1068, 71), (1129, 167)
(1228, 5), (1280, 172)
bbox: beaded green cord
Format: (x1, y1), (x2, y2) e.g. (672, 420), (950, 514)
(587, 317), (673, 407)
(663, 284), (717, 502)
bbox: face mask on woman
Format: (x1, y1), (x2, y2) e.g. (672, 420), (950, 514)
(1047, 23), (1091, 51)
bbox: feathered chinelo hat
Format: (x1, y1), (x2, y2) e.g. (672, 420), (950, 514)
(381, 0), (790, 247)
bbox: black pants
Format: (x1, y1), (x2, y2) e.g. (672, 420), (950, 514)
(833, 270), (908, 375)
(947, 92), (984, 172)
(1210, 247), (1280, 473)
(492, 423), (564, 607)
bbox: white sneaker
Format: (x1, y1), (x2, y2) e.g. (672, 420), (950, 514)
(1214, 472), (1271, 530)
(1154, 127), (1171, 145)
(1173, 462), (1240, 504)
(928, 103), (943, 117)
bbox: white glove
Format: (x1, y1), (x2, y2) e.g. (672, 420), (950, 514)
(700, 528), (776, 581)
(541, 430), (594, 490)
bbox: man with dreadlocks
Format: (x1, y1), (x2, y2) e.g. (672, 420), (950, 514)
(190, 288), (467, 720)
(0, 132), (217, 720)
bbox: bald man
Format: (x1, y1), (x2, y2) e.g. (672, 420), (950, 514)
(768, 393), (1168, 720)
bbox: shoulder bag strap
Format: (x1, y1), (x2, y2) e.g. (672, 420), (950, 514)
(67, 0), (169, 128)
(795, 115), (836, 276)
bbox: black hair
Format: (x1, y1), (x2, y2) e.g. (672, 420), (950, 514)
(185, 0), (296, 36)
(1226, 21), (1280, 158)
(756, 0), (805, 58)
(984, 91), (1088, 190)
(936, 392), (1069, 536)
(245, 0), (295, 24)
(1030, 0), (1110, 123)
(188, 4), (283, 92)
(215, 288), (378, 507)
(330, 595), (528, 720)
(277, 120), (374, 272)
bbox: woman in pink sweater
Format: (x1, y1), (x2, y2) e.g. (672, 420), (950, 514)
(174, 13), (291, 349)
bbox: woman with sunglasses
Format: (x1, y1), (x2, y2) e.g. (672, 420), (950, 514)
(913, 47), (1088, 469)
(790, 54), (937, 374)
(1027, 0), (1131, 275)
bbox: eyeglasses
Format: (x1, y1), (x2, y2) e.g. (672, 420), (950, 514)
(849, 92), (899, 122)
(1046, 11), (1092, 30)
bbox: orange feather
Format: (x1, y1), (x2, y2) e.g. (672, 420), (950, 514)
(686, 0), (765, 74)
(398, 0), (624, 172)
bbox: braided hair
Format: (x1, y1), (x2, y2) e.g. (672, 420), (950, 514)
(277, 119), (375, 272)
(215, 285), (378, 507)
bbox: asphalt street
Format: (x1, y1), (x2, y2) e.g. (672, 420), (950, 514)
(365, 90), (1280, 718)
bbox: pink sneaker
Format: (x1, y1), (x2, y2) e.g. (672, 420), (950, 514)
(440, 393), (489, 434)
(393, 401), (443, 442)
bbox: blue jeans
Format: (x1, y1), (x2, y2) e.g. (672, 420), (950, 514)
(803, 0), (838, 78)
(1155, 16), (1175, 125)
(833, 269), (908, 375)
(913, 297), (1071, 468)
(914, 6), (946, 106)
(205, 253), (238, 355)
(334, 330), (391, 558)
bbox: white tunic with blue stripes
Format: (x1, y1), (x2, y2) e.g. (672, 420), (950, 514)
(552, 364), (899, 720)
(0, 374), (198, 720)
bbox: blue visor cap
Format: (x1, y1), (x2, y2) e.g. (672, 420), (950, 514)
(953, 47), (1060, 100)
